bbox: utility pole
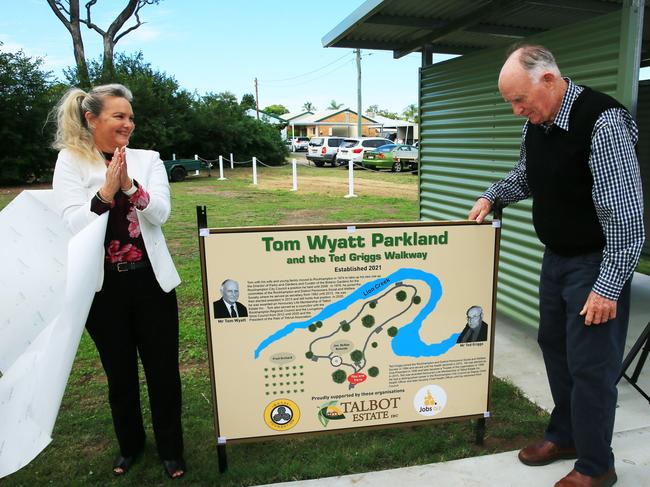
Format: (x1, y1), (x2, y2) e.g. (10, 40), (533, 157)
(254, 77), (260, 120)
(355, 48), (362, 137)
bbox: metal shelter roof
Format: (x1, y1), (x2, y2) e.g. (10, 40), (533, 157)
(322, 0), (648, 66)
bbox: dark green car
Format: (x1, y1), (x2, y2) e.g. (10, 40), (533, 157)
(362, 144), (419, 172)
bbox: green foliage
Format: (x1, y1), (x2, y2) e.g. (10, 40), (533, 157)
(305, 351), (314, 359)
(369, 300), (377, 308)
(387, 326), (398, 337)
(302, 101), (315, 112)
(0, 45), (58, 184)
(402, 103), (419, 122)
(263, 104), (289, 116)
(328, 100), (343, 110)
(367, 104), (399, 120)
(361, 314), (375, 328)
(240, 93), (256, 110)
(368, 366), (379, 377)
(396, 290), (407, 302)
(371, 342), (378, 348)
(316, 321), (323, 328)
(341, 322), (351, 332)
(332, 369), (347, 384)
(413, 295), (421, 304)
(350, 349), (363, 363)
(308, 324), (317, 332)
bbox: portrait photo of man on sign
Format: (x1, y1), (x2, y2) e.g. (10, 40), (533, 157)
(213, 279), (248, 319)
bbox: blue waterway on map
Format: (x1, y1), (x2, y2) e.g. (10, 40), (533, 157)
(254, 268), (461, 359)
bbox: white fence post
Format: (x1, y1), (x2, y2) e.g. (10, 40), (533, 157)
(291, 158), (298, 191)
(218, 155), (226, 180)
(252, 157), (258, 185)
(230, 153), (234, 169)
(344, 159), (357, 198)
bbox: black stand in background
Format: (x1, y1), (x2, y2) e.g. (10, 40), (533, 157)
(617, 320), (650, 404)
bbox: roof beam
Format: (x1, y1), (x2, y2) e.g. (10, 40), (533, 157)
(368, 13), (542, 38)
(366, 14), (446, 29)
(332, 39), (405, 50)
(467, 23), (543, 38)
(393, 0), (519, 59)
(524, 0), (620, 14)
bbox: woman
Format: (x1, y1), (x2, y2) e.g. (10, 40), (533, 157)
(52, 84), (185, 479)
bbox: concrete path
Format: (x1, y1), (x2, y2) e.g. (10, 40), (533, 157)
(257, 273), (650, 487)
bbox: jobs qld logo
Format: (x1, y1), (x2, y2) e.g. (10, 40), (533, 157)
(264, 399), (300, 431)
(413, 385), (447, 417)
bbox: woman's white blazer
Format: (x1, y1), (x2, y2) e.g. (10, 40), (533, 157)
(52, 147), (181, 293)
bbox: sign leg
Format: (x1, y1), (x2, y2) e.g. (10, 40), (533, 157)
(218, 442), (228, 473)
(475, 417), (486, 446)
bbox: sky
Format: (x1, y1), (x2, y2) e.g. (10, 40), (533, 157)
(0, 0), (427, 115)
(1, 1), (647, 116)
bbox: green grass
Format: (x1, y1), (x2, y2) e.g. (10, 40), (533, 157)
(1, 166), (548, 486)
(636, 254), (650, 276)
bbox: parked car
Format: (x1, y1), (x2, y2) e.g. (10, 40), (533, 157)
(336, 137), (393, 166)
(289, 136), (310, 152)
(362, 144), (419, 172)
(306, 136), (346, 166)
(163, 159), (205, 182)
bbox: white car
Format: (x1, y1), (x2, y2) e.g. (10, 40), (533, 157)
(336, 137), (393, 165)
(306, 136), (346, 167)
(289, 137), (310, 152)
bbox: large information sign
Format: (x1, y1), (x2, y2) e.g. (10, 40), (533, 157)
(199, 221), (499, 442)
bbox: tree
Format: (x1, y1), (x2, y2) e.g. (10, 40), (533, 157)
(366, 104), (379, 114)
(402, 103), (419, 122)
(366, 104), (399, 119)
(240, 93), (256, 110)
(263, 104), (289, 116)
(328, 100), (343, 110)
(0, 45), (58, 184)
(302, 101), (315, 112)
(46, 0), (162, 85)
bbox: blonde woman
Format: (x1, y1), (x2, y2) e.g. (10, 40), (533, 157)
(52, 84), (185, 479)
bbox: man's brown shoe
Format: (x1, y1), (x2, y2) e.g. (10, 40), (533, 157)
(554, 468), (617, 487)
(518, 440), (577, 466)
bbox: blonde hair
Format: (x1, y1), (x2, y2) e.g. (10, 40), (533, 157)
(52, 84), (133, 163)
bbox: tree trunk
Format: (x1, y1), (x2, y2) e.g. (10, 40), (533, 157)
(70, 2), (91, 88)
(102, 36), (115, 82)
(45, 0), (91, 88)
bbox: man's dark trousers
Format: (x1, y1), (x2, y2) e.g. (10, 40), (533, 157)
(538, 248), (631, 477)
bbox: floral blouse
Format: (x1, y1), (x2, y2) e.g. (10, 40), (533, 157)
(90, 156), (151, 263)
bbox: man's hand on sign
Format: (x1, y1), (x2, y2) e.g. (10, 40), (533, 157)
(468, 198), (493, 223)
(580, 291), (617, 326)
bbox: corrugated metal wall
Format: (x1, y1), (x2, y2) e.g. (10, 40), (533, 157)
(419, 12), (623, 327)
(639, 81), (650, 256)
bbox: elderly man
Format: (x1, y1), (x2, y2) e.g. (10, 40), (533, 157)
(456, 306), (488, 343)
(469, 44), (643, 487)
(213, 279), (248, 319)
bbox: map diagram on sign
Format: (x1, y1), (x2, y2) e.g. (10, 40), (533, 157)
(255, 268), (462, 389)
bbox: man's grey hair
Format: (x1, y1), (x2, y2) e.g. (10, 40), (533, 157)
(506, 43), (561, 82)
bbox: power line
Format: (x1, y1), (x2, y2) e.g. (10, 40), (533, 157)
(262, 52), (354, 84)
(261, 58), (355, 88)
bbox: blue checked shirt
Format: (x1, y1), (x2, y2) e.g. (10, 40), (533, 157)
(483, 78), (644, 301)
